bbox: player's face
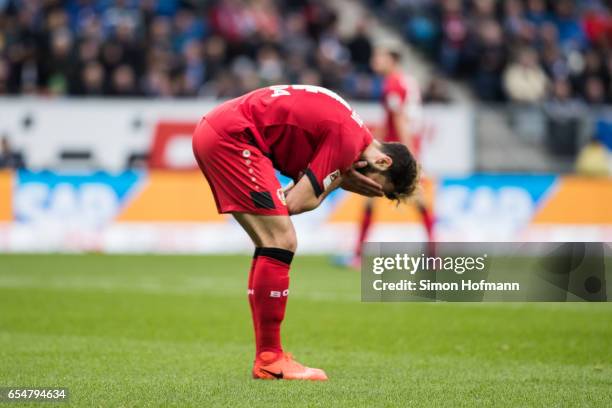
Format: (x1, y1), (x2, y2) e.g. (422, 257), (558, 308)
(371, 49), (392, 75)
(359, 153), (395, 198)
(367, 171), (395, 198)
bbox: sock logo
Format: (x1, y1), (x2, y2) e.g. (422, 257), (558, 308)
(269, 289), (289, 298)
(248, 288), (254, 295)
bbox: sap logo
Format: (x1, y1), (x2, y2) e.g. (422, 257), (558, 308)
(270, 289), (289, 298)
(437, 186), (535, 236)
(14, 183), (119, 227)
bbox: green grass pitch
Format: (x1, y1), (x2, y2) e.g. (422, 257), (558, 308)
(0, 254), (611, 407)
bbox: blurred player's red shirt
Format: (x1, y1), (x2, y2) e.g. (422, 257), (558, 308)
(381, 72), (423, 153)
(193, 85), (373, 215)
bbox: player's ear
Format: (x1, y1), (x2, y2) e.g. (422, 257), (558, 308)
(374, 154), (393, 171)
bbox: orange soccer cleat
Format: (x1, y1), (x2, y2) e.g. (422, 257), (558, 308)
(252, 351), (328, 381)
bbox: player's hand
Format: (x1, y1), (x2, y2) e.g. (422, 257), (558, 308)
(340, 161), (384, 197)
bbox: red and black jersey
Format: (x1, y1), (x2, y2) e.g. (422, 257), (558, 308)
(204, 85), (373, 196)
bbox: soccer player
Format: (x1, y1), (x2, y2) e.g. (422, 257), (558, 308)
(350, 46), (435, 267)
(192, 84), (418, 381)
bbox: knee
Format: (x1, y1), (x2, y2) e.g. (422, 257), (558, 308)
(272, 229), (297, 253)
(262, 227), (296, 253)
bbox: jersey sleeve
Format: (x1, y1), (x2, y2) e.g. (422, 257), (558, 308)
(384, 77), (408, 113)
(305, 121), (373, 197)
(385, 91), (404, 113)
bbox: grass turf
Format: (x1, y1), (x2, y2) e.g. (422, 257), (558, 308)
(0, 254), (611, 407)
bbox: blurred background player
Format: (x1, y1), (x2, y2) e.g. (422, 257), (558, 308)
(345, 45), (435, 268)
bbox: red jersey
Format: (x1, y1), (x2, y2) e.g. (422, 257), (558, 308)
(205, 85), (373, 195)
(381, 71), (422, 144)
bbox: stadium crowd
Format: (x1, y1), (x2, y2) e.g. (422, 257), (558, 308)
(378, 0), (612, 104)
(0, 0), (439, 100)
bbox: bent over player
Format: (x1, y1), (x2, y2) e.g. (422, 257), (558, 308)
(192, 85), (418, 381)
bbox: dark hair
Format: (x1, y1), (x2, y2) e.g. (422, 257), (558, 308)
(381, 142), (418, 200)
(358, 142), (419, 201)
(389, 50), (402, 63)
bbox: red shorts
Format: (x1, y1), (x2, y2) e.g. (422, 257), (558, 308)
(192, 118), (288, 216)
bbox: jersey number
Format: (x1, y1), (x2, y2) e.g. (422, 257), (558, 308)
(269, 85), (364, 127)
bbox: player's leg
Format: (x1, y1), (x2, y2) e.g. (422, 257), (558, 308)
(233, 213), (327, 381)
(192, 117), (287, 344)
(245, 247), (261, 352)
(193, 119), (325, 380)
(231, 215), (264, 345)
(233, 213), (295, 355)
(353, 197), (375, 267)
(409, 136), (436, 254)
(415, 196), (436, 256)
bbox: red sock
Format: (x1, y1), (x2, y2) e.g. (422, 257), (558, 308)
(354, 201), (374, 259)
(247, 248), (261, 350)
(418, 204), (436, 256)
(252, 248), (293, 356)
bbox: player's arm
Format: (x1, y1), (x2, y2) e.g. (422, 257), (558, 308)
(284, 173), (341, 215)
(286, 120), (384, 215)
(285, 161), (383, 215)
